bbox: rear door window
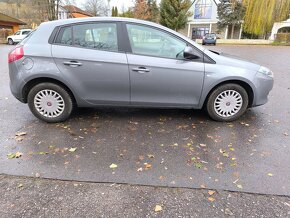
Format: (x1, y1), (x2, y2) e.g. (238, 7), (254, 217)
(73, 23), (118, 52)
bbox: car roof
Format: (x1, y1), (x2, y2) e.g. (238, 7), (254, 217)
(41, 17), (162, 29)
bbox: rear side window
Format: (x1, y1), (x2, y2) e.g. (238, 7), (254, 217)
(55, 26), (72, 45)
(54, 23), (118, 52)
(73, 23), (118, 52)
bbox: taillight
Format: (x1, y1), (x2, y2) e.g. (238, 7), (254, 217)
(8, 46), (24, 63)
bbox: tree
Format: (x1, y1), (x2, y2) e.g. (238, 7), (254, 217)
(45, 0), (61, 21)
(111, 6), (115, 16)
(134, 0), (151, 20)
(159, 0), (192, 31)
(111, 6), (118, 16)
(217, 0), (245, 39)
(83, 0), (108, 16)
(119, 8), (134, 18)
(243, 0), (290, 37)
(147, 0), (159, 22)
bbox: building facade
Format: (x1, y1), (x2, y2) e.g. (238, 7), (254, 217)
(180, 0), (242, 40)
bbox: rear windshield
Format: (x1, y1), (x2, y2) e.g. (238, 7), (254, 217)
(205, 34), (216, 38)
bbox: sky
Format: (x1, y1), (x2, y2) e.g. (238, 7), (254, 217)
(77, 0), (161, 12)
(77, 0), (135, 12)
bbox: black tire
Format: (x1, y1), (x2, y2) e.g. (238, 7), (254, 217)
(8, 38), (14, 45)
(206, 83), (249, 122)
(27, 83), (74, 123)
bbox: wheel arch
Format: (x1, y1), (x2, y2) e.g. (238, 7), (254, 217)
(22, 77), (77, 105)
(202, 80), (255, 109)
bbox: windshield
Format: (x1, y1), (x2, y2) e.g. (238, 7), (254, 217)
(20, 30), (35, 44)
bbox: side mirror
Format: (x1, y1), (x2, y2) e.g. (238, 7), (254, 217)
(183, 46), (200, 60)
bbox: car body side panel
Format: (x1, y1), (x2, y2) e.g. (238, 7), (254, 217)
(127, 54), (205, 107)
(199, 63), (258, 109)
(51, 45), (130, 106)
(10, 43), (89, 106)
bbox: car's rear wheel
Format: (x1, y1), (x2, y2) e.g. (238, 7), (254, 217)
(206, 84), (248, 122)
(28, 83), (74, 123)
(8, 38), (14, 45)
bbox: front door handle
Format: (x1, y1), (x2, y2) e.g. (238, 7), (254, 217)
(132, 67), (150, 73)
(63, 61), (82, 67)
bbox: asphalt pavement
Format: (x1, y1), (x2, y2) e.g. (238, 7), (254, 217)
(0, 44), (290, 199)
(1, 174), (290, 218)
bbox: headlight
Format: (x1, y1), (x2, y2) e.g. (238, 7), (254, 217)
(258, 66), (274, 78)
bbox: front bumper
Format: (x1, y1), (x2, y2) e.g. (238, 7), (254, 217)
(252, 72), (274, 107)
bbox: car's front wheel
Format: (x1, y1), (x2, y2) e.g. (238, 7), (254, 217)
(27, 83), (74, 123)
(206, 84), (249, 122)
(8, 38), (14, 45)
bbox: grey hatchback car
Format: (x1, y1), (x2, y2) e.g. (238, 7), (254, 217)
(9, 17), (274, 123)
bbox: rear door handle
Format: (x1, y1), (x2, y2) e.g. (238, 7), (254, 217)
(63, 61), (82, 67)
(132, 67), (150, 73)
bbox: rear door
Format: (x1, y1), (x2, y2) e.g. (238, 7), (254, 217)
(125, 23), (205, 107)
(51, 22), (130, 105)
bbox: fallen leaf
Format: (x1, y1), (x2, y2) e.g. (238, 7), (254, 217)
(18, 184), (23, 188)
(147, 154), (154, 158)
(199, 143), (206, 147)
(7, 153), (16, 159)
(15, 152), (23, 158)
(267, 173), (274, 177)
(223, 152), (229, 157)
(225, 208), (234, 216)
(154, 205), (162, 212)
(194, 162), (203, 169)
(208, 190), (215, 196)
(208, 197), (215, 202)
(109, 163), (118, 169)
(144, 163), (152, 169)
(15, 132), (27, 136)
(237, 184), (243, 189)
(38, 152), (48, 155)
(68, 147), (77, 152)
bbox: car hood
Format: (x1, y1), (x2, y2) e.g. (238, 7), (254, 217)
(204, 49), (261, 72)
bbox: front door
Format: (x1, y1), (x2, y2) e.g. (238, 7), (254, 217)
(125, 24), (205, 107)
(52, 22), (130, 105)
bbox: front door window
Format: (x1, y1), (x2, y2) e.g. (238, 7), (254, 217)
(126, 24), (187, 59)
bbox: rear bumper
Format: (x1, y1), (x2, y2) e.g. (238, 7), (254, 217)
(203, 39), (216, 44)
(9, 62), (26, 103)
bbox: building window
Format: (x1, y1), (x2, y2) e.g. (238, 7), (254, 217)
(194, 0), (212, 19)
(192, 27), (210, 39)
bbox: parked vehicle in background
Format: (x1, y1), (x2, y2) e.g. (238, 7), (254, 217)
(8, 17), (274, 123)
(7, 29), (32, 45)
(202, 33), (217, 45)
